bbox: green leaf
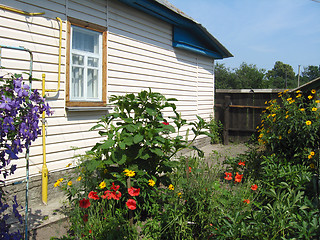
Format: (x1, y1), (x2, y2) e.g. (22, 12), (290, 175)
(146, 107), (157, 116)
(133, 134), (144, 144)
(150, 148), (164, 157)
(90, 123), (104, 131)
(98, 139), (115, 149)
(123, 135), (134, 146)
(119, 142), (126, 150)
(125, 124), (137, 132)
(86, 159), (102, 172)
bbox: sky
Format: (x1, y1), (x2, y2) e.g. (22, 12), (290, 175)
(169, 0), (320, 74)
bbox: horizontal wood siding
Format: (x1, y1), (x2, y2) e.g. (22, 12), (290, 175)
(0, 0), (215, 182)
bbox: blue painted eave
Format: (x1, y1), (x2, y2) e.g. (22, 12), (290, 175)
(117, 0), (233, 59)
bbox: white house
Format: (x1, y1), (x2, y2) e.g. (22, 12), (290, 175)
(0, 0), (232, 189)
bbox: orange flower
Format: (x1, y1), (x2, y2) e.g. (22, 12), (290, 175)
(251, 184), (258, 191)
(243, 199), (250, 204)
(238, 160), (245, 166)
(224, 172), (232, 181)
(234, 172), (243, 183)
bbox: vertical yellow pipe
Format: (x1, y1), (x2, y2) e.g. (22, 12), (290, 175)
(41, 17), (62, 204)
(41, 74), (48, 205)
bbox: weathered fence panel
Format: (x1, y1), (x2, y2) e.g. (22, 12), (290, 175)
(215, 89), (282, 144)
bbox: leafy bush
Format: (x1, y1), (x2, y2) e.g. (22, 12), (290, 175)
(56, 89), (214, 239)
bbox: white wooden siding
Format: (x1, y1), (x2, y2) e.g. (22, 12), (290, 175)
(0, 0), (215, 183)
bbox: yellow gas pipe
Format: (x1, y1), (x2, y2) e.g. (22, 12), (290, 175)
(0, 4), (45, 15)
(42, 17), (62, 204)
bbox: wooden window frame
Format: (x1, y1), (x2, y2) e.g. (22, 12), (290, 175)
(66, 18), (107, 107)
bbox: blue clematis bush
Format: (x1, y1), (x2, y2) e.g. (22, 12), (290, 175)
(0, 73), (51, 239)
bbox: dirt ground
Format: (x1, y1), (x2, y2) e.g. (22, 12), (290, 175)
(28, 143), (249, 240)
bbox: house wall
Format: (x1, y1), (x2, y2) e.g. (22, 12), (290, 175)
(0, 0), (215, 183)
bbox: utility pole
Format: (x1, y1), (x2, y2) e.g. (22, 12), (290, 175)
(297, 65), (301, 87)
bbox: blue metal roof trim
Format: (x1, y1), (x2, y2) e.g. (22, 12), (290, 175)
(117, 0), (232, 59)
(173, 26), (223, 59)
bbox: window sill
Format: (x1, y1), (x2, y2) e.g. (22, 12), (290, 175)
(66, 107), (112, 112)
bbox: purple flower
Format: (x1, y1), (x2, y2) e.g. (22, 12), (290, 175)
(5, 149), (18, 160)
(0, 96), (12, 111)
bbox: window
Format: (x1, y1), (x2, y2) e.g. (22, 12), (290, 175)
(66, 19), (107, 107)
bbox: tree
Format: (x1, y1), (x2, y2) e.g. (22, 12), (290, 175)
(300, 65), (320, 85)
(266, 61), (296, 89)
(235, 63), (267, 89)
(214, 63), (239, 89)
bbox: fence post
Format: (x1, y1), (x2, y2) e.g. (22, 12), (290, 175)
(223, 95), (231, 145)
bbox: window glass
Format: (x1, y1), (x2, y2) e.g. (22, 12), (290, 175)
(70, 25), (102, 102)
(72, 27), (99, 54)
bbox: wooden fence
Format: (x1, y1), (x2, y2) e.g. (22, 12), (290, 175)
(214, 89), (282, 144)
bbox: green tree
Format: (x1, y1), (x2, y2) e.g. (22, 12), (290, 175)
(266, 61), (296, 89)
(235, 62), (267, 89)
(300, 65), (320, 85)
(214, 63), (239, 89)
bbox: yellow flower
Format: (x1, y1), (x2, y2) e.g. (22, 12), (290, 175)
(296, 90), (301, 93)
(311, 89), (316, 94)
(54, 178), (63, 187)
(177, 192), (182, 198)
(296, 94), (302, 98)
(67, 181), (72, 186)
(316, 100), (320, 103)
(308, 155), (312, 159)
(287, 97), (292, 101)
(306, 120), (312, 125)
(312, 107), (317, 112)
(148, 179), (155, 187)
(271, 114), (276, 117)
(300, 108), (305, 111)
(310, 163), (315, 169)
(124, 169), (135, 177)
(76, 176), (82, 181)
(278, 136), (282, 140)
(285, 115), (289, 119)
(168, 184), (174, 191)
(66, 163), (72, 168)
(310, 151), (315, 156)
(288, 129), (291, 134)
(308, 95), (313, 100)
(99, 181), (106, 189)
(283, 89), (289, 93)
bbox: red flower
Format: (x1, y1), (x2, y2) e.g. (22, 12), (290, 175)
(88, 191), (99, 200)
(224, 172), (232, 180)
(251, 184), (258, 191)
(234, 172), (243, 183)
(126, 199), (137, 210)
(111, 191), (122, 200)
(238, 160), (245, 166)
(243, 199), (250, 204)
(79, 198), (91, 208)
(101, 190), (121, 200)
(89, 229), (92, 234)
(189, 167), (192, 173)
(162, 121), (169, 125)
(128, 187), (140, 196)
(82, 214), (88, 223)
(110, 182), (120, 191)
